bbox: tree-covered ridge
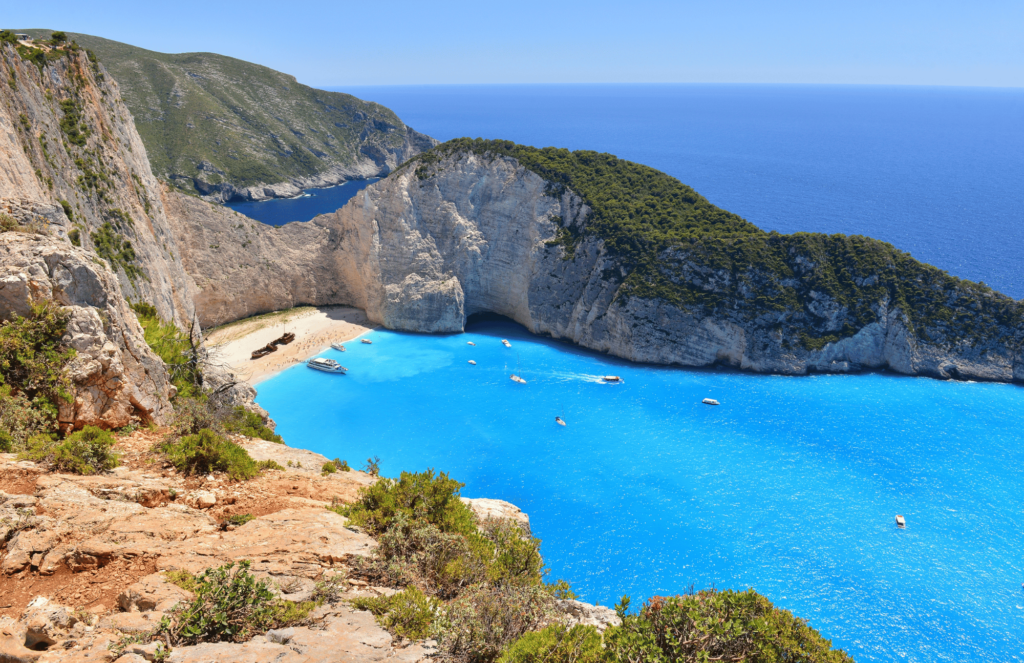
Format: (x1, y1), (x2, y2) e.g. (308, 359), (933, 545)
(18, 30), (416, 194)
(405, 139), (1022, 349)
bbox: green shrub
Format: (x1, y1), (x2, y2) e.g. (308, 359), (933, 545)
(165, 569), (199, 593)
(257, 459), (284, 471)
(92, 222), (143, 282)
(132, 302), (201, 399)
(222, 406), (282, 443)
(350, 587), (439, 640)
(337, 469), (477, 537)
(158, 561), (313, 645)
(59, 98), (90, 147)
(321, 461), (336, 475)
(159, 429), (258, 481)
(498, 624), (604, 663)
(21, 426), (119, 474)
(0, 213), (18, 232)
(0, 382), (56, 451)
(225, 513), (254, 527)
(333, 457), (351, 471)
(604, 590), (852, 663)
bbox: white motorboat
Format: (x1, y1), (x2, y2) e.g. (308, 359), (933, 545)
(501, 339), (511, 347)
(602, 376), (621, 383)
(555, 416), (566, 427)
(468, 360), (477, 365)
(331, 342), (346, 352)
(307, 357), (347, 374)
(702, 398), (720, 405)
(467, 341), (476, 346)
(895, 515), (906, 529)
(510, 374), (526, 384)
(361, 338), (373, 344)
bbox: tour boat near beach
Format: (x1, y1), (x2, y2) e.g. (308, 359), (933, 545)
(468, 360), (477, 365)
(602, 376), (621, 383)
(307, 357), (347, 374)
(331, 342), (346, 352)
(467, 341), (476, 346)
(501, 339), (511, 347)
(361, 338), (373, 344)
(895, 515), (906, 528)
(702, 398), (720, 405)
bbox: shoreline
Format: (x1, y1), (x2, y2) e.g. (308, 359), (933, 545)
(203, 305), (375, 386)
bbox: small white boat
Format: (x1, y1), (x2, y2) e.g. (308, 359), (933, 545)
(307, 357), (347, 374)
(702, 398), (720, 405)
(555, 416), (566, 427)
(468, 360), (477, 365)
(331, 342), (346, 352)
(602, 376), (621, 383)
(361, 338), (373, 345)
(510, 374), (526, 384)
(501, 339), (511, 347)
(895, 515), (906, 529)
(467, 341), (476, 346)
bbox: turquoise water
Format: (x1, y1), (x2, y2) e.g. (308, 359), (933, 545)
(255, 320), (1024, 663)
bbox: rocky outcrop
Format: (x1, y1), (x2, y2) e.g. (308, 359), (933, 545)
(0, 235), (174, 428)
(0, 42), (198, 329)
(461, 497), (531, 534)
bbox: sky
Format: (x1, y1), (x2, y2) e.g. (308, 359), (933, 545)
(8, 0), (1023, 88)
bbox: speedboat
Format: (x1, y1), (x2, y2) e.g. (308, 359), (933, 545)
(307, 357), (347, 374)
(602, 376), (621, 383)
(361, 338), (373, 344)
(468, 360), (477, 365)
(510, 374), (526, 384)
(501, 339), (511, 347)
(331, 342), (347, 352)
(467, 341), (476, 346)
(895, 515), (906, 529)
(702, 398), (720, 405)
(555, 416), (566, 427)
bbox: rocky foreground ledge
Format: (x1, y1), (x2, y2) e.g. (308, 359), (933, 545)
(0, 433), (616, 663)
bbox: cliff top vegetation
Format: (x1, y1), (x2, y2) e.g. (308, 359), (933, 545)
(17, 29), (413, 194)
(405, 139), (1022, 351)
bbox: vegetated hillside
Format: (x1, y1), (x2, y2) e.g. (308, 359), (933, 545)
(20, 29), (435, 200)
(405, 139), (1023, 356)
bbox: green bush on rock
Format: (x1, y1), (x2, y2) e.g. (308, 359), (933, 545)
(350, 587), (439, 640)
(21, 426), (119, 474)
(498, 624), (604, 663)
(159, 428), (258, 481)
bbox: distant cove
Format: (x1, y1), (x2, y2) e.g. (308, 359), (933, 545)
(225, 178), (379, 225)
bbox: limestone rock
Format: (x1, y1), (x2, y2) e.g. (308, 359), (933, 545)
(21, 597), (79, 650)
(557, 599), (622, 631)
(117, 573), (193, 613)
(461, 497), (531, 534)
(193, 491), (216, 509)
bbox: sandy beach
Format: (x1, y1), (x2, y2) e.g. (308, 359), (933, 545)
(203, 306), (374, 385)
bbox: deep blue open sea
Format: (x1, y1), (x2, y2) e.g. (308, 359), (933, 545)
(247, 86), (1024, 662)
(255, 323), (1024, 663)
(225, 178), (378, 225)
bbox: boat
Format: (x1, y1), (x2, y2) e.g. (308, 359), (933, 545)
(555, 416), (566, 427)
(274, 332), (295, 345)
(895, 515), (906, 529)
(467, 341), (476, 346)
(251, 343), (278, 359)
(702, 398), (720, 405)
(361, 338), (373, 344)
(307, 357), (347, 374)
(602, 376), (621, 383)
(501, 339), (511, 347)
(510, 374), (527, 384)
(331, 342), (347, 352)
(468, 360), (477, 365)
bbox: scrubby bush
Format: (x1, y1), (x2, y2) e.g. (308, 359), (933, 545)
(0, 301), (75, 427)
(158, 561), (318, 645)
(497, 624), (604, 663)
(21, 426), (119, 474)
(604, 590), (853, 663)
(337, 468), (477, 536)
(159, 429), (258, 480)
(321, 461), (336, 475)
(333, 457), (351, 471)
(169, 397), (219, 437)
(225, 513), (254, 527)
(350, 587), (439, 640)
(0, 382), (55, 451)
(131, 302), (199, 398)
(222, 406), (282, 443)
(257, 459), (284, 471)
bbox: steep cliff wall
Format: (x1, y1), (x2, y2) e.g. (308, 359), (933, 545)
(0, 41), (197, 328)
(165, 145), (1022, 383)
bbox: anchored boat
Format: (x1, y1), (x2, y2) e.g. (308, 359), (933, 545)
(510, 374), (527, 384)
(895, 515), (906, 529)
(702, 398), (720, 405)
(307, 357), (347, 374)
(468, 360), (477, 365)
(501, 339), (511, 348)
(331, 342), (347, 352)
(602, 376), (621, 383)
(467, 341), (476, 346)
(361, 338), (373, 345)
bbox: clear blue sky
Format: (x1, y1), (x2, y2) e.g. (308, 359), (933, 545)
(9, 0), (1023, 87)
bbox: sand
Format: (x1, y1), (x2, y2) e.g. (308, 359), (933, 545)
(203, 306), (374, 385)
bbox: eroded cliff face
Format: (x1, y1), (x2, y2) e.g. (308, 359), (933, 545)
(0, 43), (197, 328)
(0, 234), (174, 427)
